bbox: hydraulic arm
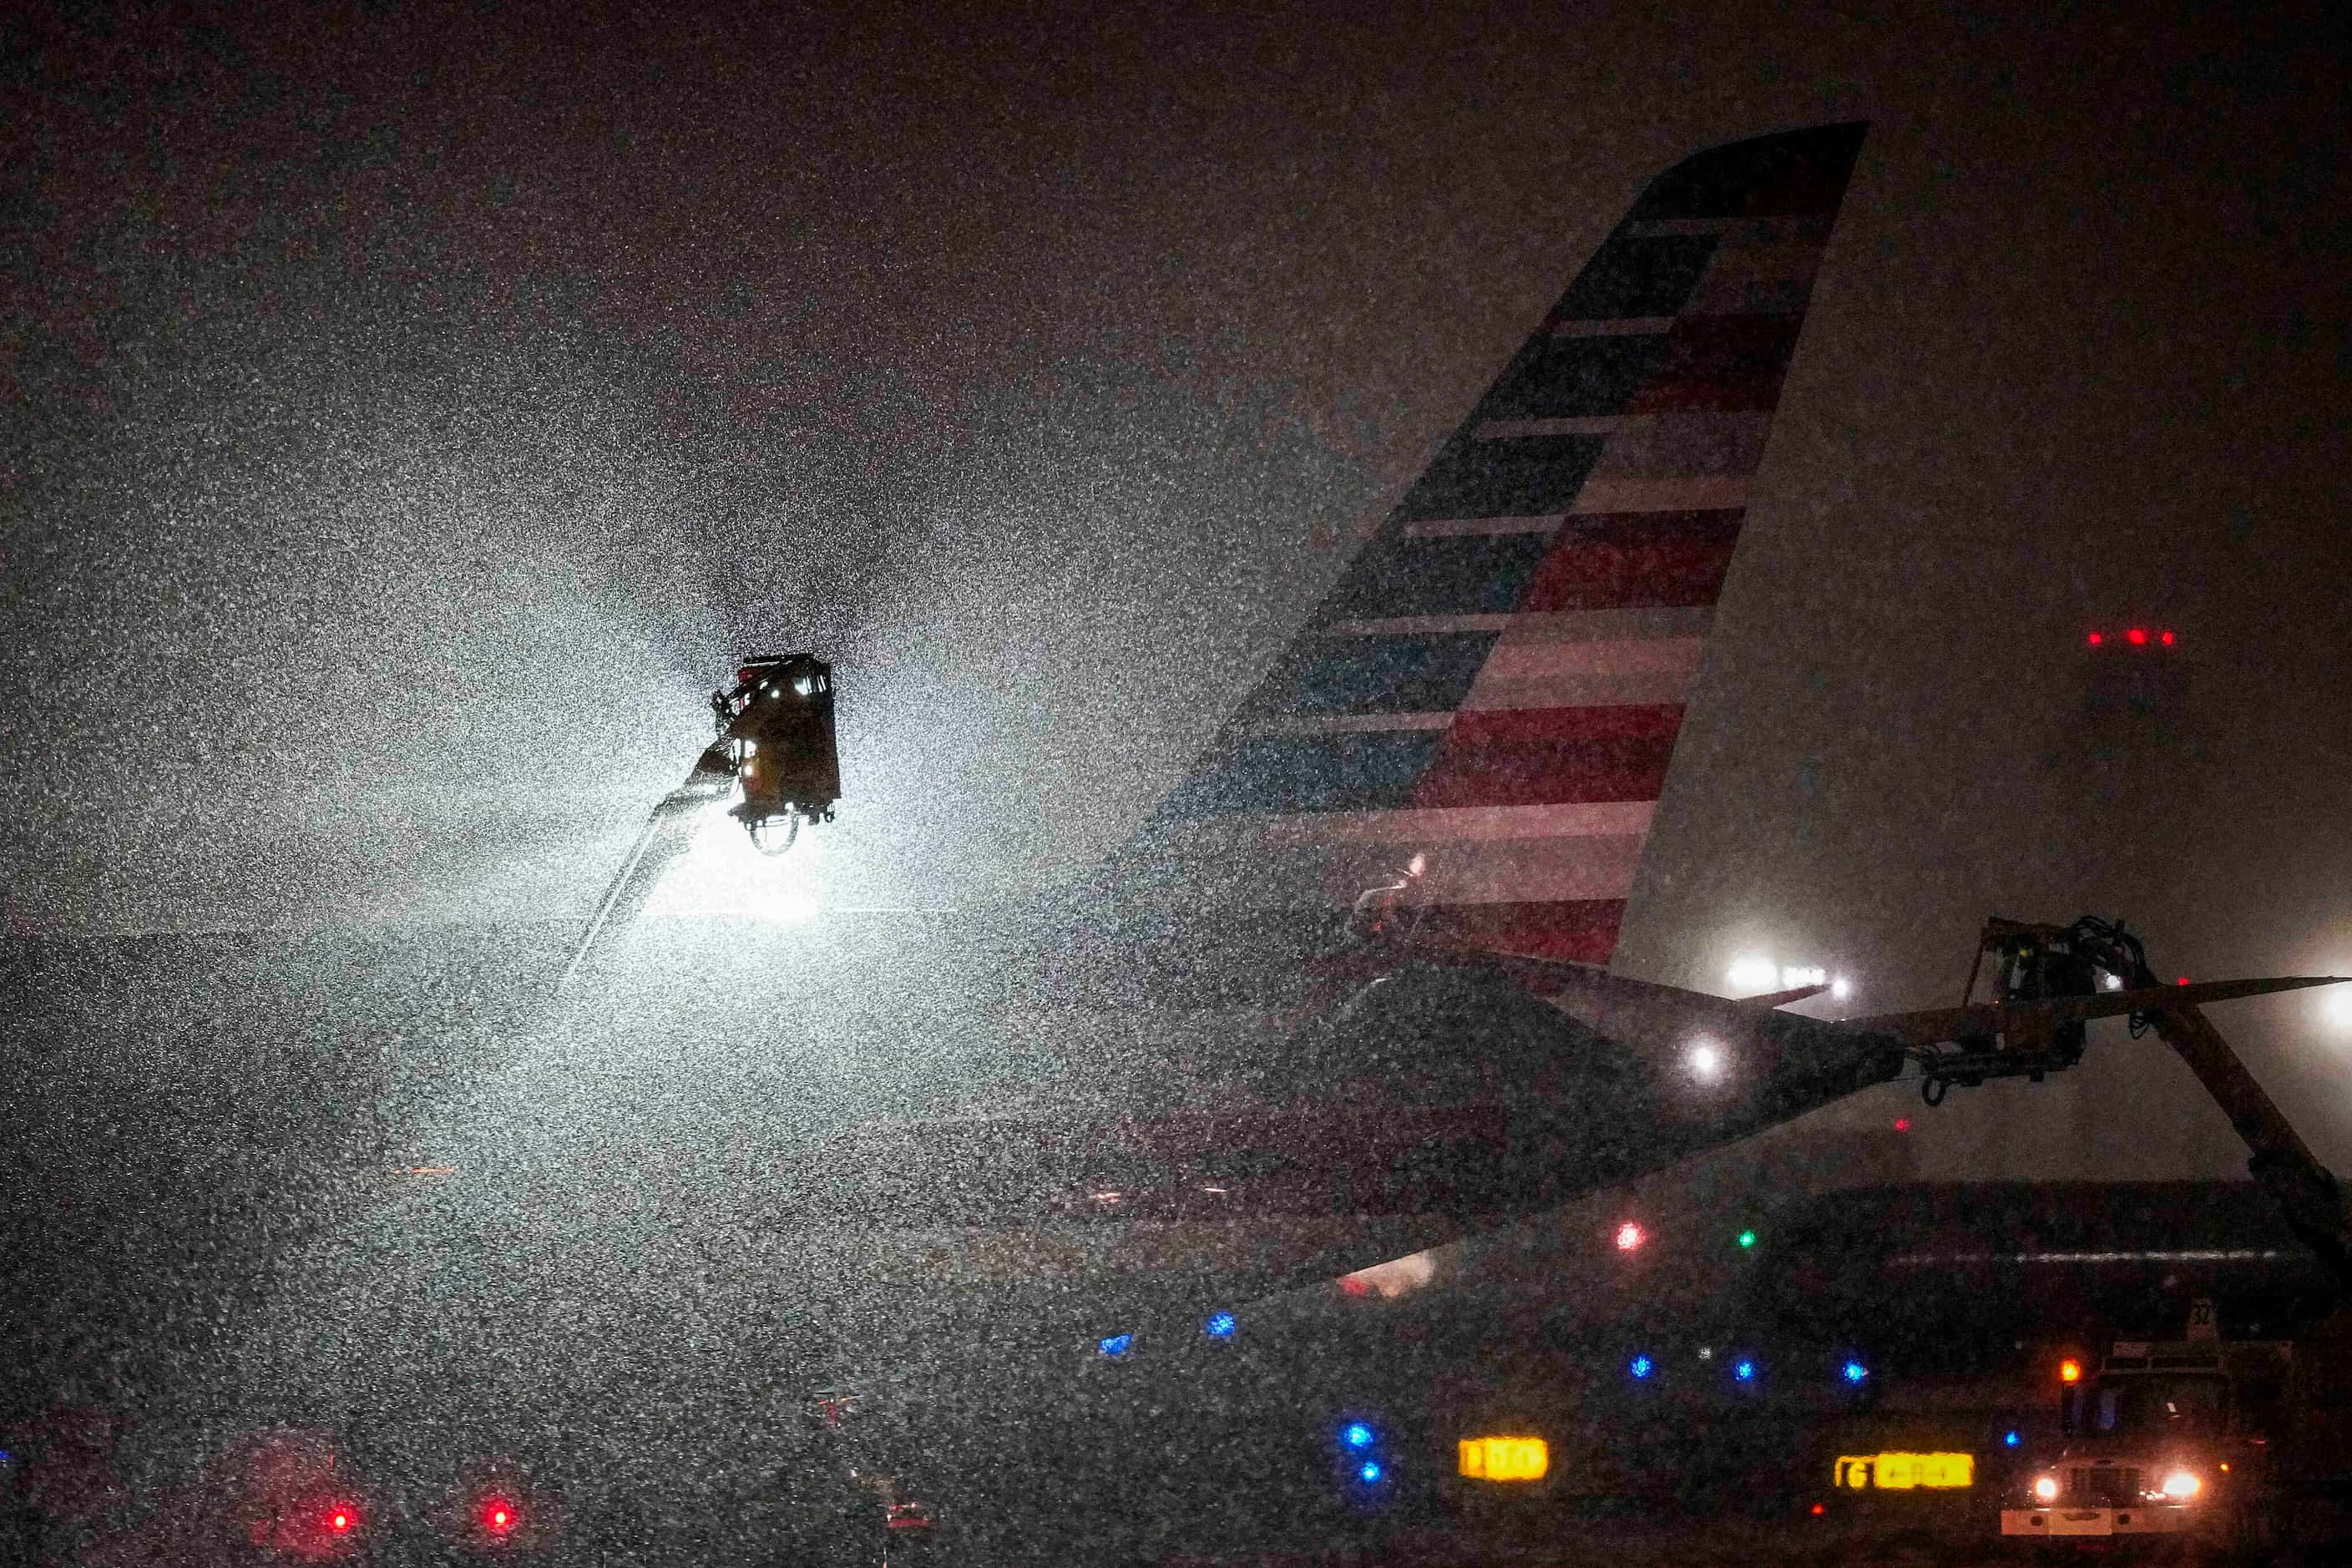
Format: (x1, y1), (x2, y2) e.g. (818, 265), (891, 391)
(1940, 915), (2352, 1293)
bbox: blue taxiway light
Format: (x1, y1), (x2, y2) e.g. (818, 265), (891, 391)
(1733, 1358), (1757, 1382)
(1098, 1333), (1133, 1358)
(1341, 1422), (1375, 1450)
(1358, 1461), (1383, 1484)
(1629, 1354), (1653, 1379)
(1842, 1360), (1868, 1384)
(2004, 1429), (2021, 1448)
(1205, 1311), (1237, 1338)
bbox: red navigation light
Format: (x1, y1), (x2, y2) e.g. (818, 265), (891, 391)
(328, 1508), (354, 1534)
(484, 1497), (516, 1534)
(2177, 977), (2190, 986)
(1893, 1116), (1912, 1133)
(1614, 1221), (1645, 1252)
(2161, 630), (2175, 645)
(2127, 628), (2147, 645)
(1810, 1503), (1826, 1516)
(2086, 631), (2103, 646)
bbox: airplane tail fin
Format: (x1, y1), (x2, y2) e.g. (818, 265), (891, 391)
(1120, 124), (1869, 965)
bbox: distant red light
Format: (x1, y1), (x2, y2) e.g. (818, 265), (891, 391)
(2177, 976), (2190, 986)
(1893, 1116), (1912, 1133)
(329, 1510), (352, 1534)
(2086, 631), (2103, 645)
(483, 1498), (515, 1533)
(1615, 1221), (1645, 1252)
(2127, 628), (2147, 645)
(1811, 1503), (1826, 1516)
(2161, 630), (2175, 645)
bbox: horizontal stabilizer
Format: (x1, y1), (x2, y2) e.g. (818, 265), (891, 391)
(1740, 981), (1832, 1009)
(1856, 975), (2350, 1049)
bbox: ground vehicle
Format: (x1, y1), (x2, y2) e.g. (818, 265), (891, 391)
(2001, 1308), (2352, 1559)
(1970, 914), (2352, 1560)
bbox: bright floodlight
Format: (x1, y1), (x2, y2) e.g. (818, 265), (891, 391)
(1829, 976), (1852, 1001)
(1780, 964), (1827, 989)
(1687, 1040), (1724, 1080)
(1614, 1221), (1645, 1252)
(2324, 987), (2352, 1028)
(1726, 955), (1779, 994)
(645, 807), (823, 923)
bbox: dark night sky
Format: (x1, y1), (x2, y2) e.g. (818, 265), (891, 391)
(5, 1), (2349, 1172)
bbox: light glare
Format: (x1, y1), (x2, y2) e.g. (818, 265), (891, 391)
(1728, 954), (1834, 994)
(642, 806), (823, 923)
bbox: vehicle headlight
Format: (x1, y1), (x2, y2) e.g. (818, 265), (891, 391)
(2161, 1469), (2201, 1499)
(2033, 1474), (2060, 1503)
